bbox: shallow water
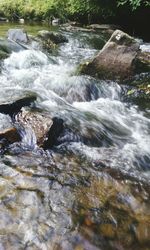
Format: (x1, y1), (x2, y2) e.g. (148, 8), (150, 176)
(0, 23), (150, 249)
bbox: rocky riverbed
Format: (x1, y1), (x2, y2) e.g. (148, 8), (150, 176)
(0, 23), (150, 250)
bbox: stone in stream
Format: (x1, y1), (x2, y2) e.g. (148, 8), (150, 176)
(0, 91), (37, 117)
(79, 29), (150, 81)
(38, 30), (68, 44)
(124, 73), (150, 109)
(0, 38), (25, 59)
(16, 108), (64, 148)
(36, 30), (68, 52)
(7, 29), (28, 44)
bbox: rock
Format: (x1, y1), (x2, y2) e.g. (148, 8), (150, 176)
(7, 29), (28, 44)
(135, 51), (150, 73)
(0, 91), (37, 116)
(88, 24), (119, 31)
(16, 108), (64, 148)
(124, 73), (150, 109)
(61, 25), (94, 33)
(0, 17), (8, 22)
(37, 30), (68, 44)
(52, 18), (61, 25)
(0, 38), (25, 55)
(36, 30), (68, 52)
(79, 29), (141, 81)
(0, 113), (21, 145)
(16, 108), (54, 147)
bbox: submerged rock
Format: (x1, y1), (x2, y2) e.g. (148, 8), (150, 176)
(79, 29), (150, 81)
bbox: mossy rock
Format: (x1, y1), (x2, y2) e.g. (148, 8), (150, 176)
(124, 74), (150, 109)
(135, 51), (150, 74)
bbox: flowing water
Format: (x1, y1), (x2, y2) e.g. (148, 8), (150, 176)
(0, 24), (150, 250)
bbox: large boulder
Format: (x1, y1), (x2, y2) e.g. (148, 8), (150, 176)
(7, 29), (28, 44)
(79, 29), (150, 81)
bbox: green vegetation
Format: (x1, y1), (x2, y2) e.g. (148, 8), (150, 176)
(0, 0), (149, 22)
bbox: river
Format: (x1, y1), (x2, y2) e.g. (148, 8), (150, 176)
(0, 23), (150, 250)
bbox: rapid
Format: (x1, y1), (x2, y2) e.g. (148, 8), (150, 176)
(0, 28), (150, 249)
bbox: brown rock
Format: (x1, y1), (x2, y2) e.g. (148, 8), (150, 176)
(80, 29), (140, 80)
(16, 108), (53, 147)
(0, 113), (21, 144)
(0, 127), (20, 143)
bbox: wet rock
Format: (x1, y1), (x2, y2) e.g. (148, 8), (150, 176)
(79, 30), (142, 81)
(73, 173), (150, 249)
(0, 38), (25, 56)
(37, 30), (68, 52)
(135, 51), (150, 73)
(16, 108), (64, 148)
(0, 113), (21, 146)
(124, 73), (150, 109)
(7, 29), (28, 44)
(0, 92), (37, 117)
(16, 108), (53, 147)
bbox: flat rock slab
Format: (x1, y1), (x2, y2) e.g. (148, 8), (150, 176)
(0, 91), (37, 116)
(88, 24), (119, 30)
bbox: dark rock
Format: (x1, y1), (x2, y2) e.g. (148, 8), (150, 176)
(135, 51), (150, 73)
(123, 73), (150, 109)
(0, 92), (37, 117)
(36, 30), (68, 52)
(79, 30), (141, 81)
(0, 49), (9, 60)
(43, 117), (64, 149)
(38, 30), (68, 44)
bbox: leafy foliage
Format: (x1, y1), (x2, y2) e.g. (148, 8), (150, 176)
(0, 0), (149, 21)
